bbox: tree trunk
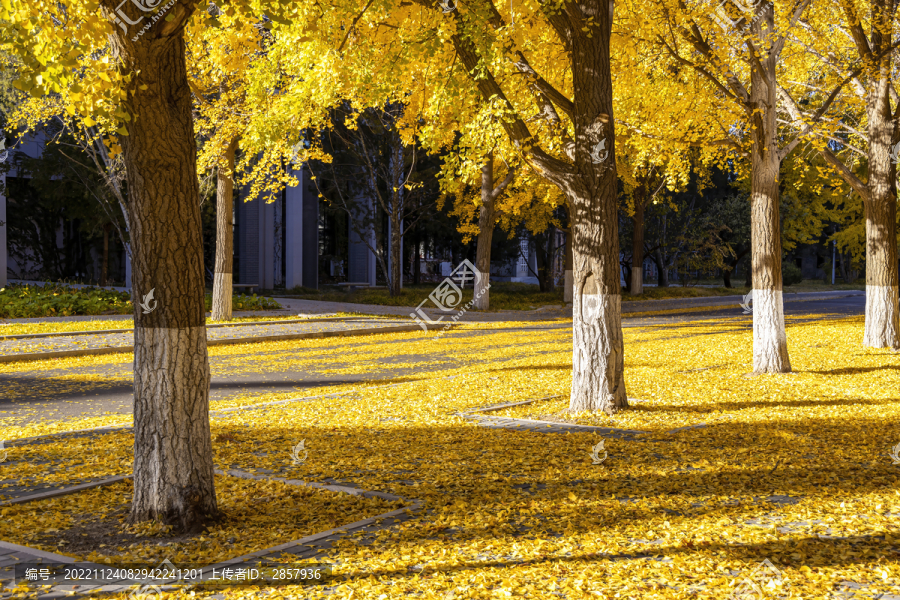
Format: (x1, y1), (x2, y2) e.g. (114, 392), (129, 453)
(474, 159), (495, 310)
(100, 222), (111, 287)
(863, 192), (899, 347)
(387, 132), (404, 296)
(390, 210), (401, 295)
(545, 225), (556, 292)
(568, 17), (627, 415)
(629, 191), (645, 295)
(447, 0), (623, 413)
(861, 84), (900, 347)
(654, 247), (668, 287)
(534, 228), (556, 293)
(102, 1), (218, 533)
(211, 138), (237, 321)
(564, 227), (573, 302)
(413, 230), (421, 285)
(723, 247), (749, 289)
(749, 13), (791, 374)
(474, 152), (514, 309)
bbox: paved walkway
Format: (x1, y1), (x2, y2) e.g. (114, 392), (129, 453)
(275, 290), (865, 326)
(0, 317), (415, 360)
(0, 294), (868, 426)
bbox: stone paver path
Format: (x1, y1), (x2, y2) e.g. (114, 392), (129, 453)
(0, 423), (422, 599)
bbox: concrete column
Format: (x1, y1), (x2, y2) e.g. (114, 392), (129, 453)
(259, 191), (275, 290)
(237, 188), (260, 287)
(0, 172), (6, 287)
(368, 210), (377, 287)
(516, 234), (529, 278)
(285, 166), (304, 290)
(348, 194), (376, 285)
(301, 169), (318, 289)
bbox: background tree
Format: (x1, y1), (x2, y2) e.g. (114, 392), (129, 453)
(780, 0), (900, 348)
(642, 0), (813, 373)
(2, 129), (117, 282)
(309, 104), (440, 295)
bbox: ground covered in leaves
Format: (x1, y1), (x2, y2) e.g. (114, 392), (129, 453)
(0, 477), (400, 565)
(0, 314), (898, 598)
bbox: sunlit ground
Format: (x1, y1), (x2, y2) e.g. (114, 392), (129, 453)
(0, 314), (897, 598)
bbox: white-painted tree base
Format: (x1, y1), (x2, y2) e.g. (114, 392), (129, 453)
(131, 326), (217, 528)
(564, 270), (573, 303)
(474, 271), (490, 310)
(570, 292), (627, 414)
(752, 288), (791, 373)
(211, 272), (232, 321)
(863, 284), (900, 348)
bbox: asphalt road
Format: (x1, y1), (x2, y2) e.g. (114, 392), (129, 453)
(0, 294), (866, 427)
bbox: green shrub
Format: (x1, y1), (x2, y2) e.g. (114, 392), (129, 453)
(782, 261), (803, 286)
(204, 293), (281, 312)
(0, 284), (282, 319)
(0, 284), (133, 318)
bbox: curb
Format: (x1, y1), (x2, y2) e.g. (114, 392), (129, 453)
(0, 540), (82, 563)
(457, 396), (650, 437)
(0, 475), (132, 507)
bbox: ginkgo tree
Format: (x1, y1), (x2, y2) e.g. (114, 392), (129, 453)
(633, 0), (813, 374)
(426, 0), (626, 413)
(611, 31), (731, 295)
(780, 0), (900, 349)
(0, 0), (324, 532)
(307, 0), (629, 413)
(189, 9), (270, 321)
(438, 102), (519, 310)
